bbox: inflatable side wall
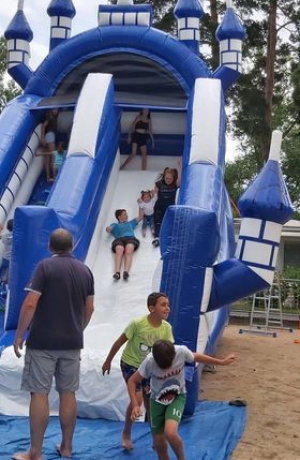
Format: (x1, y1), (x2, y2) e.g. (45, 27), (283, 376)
(6, 74), (121, 332)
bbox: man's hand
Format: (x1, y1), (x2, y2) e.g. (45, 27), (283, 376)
(14, 336), (25, 358)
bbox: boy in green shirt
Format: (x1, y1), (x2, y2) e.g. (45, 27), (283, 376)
(102, 292), (173, 450)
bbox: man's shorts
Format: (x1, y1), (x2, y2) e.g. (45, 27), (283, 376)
(120, 360), (150, 394)
(111, 237), (140, 253)
(21, 348), (80, 394)
(150, 394), (186, 435)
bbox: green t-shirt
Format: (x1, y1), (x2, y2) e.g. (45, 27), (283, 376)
(121, 315), (174, 369)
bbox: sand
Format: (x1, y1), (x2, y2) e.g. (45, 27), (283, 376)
(200, 324), (300, 460)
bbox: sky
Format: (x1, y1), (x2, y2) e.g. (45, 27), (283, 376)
(0, 0), (239, 160)
(0, 0), (108, 69)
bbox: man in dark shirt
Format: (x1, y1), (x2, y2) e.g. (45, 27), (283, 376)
(13, 228), (94, 460)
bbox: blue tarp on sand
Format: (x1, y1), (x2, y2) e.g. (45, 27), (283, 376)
(0, 401), (246, 460)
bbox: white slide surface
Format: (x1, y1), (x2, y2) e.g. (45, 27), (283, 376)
(0, 155), (179, 419)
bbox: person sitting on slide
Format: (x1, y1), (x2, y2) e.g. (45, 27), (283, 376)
(106, 209), (143, 281)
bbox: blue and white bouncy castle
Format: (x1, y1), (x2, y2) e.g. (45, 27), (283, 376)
(0, 0), (293, 419)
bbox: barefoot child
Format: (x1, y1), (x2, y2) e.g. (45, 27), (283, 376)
(102, 293), (174, 450)
(128, 339), (236, 460)
(137, 190), (156, 237)
(106, 209), (142, 281)
(152, 162), (181, 247)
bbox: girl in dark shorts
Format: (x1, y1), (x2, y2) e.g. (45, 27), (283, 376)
(121, 108), (154, 170)
(106, 209), (142, 281)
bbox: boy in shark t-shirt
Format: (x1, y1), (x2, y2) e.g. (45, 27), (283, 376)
(128, 340), (236, 460)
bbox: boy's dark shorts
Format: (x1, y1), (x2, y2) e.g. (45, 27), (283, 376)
(120, 360), (150, 393)
(111, 237), (140, 253)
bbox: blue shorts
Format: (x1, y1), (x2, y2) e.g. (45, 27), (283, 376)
(142, 214), (154, 230)
(45, 131), (55, 144)
(120, 360), (150, 394)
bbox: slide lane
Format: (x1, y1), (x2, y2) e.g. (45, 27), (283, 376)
(81, 168), (163, 419)
(0, 167), (164, 418)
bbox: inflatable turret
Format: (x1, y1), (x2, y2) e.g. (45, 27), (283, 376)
(213, 0), (245, 90)
(4, 0), (33, 87)
(47, 0), (76, 51)
(237, 131), (294, 285)
(174, 0), (204, 55)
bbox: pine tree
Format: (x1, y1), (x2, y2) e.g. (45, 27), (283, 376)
(227, 0), (300, 167)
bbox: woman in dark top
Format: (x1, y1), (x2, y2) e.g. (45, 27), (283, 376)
(152, 163), (181, 247)
(121, 108), (154, 170)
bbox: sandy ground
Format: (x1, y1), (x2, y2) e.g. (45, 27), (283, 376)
(200, 324), (300, 460)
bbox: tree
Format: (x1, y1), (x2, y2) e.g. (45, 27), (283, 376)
(0, 36), (21, 113)
(224, 152), (258, 206)
(282, 132), (300, 210)
(227, 1), (300, 167)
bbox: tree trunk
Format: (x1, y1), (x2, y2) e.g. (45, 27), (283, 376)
(263, 0), (277, 163)
(210, 0), (219, 70)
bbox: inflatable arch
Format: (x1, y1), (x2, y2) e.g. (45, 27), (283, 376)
(0, 0), (293, 418)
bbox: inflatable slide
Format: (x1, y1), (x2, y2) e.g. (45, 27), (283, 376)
(0, 0), (293, 419)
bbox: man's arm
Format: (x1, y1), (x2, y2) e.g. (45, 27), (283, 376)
(128, 371), (143, 420)
(13, 291), (40, 358)
(83, 295), (94, 330)
(102, 333), (128, 375)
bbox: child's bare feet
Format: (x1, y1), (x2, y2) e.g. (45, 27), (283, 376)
(121, 432), (133, 450)
(56, 444), (72, 458)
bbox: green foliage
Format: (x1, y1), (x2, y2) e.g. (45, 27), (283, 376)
(281, 133), (300, 210)
(220, 1), (300, 207)
(283, 266), (300, 280)
(0, 36), (22, 113)
(281, 267), (300, 310)
(225, 153), (259, 204)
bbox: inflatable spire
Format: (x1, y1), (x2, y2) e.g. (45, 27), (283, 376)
(236, 131), (294, 284)
(208, 130), (294, 312)
(47, 0), (76, 51)
(4, 0), (33, 87)
(213, 0), (245, 90)
(174, 0), (204, 55)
